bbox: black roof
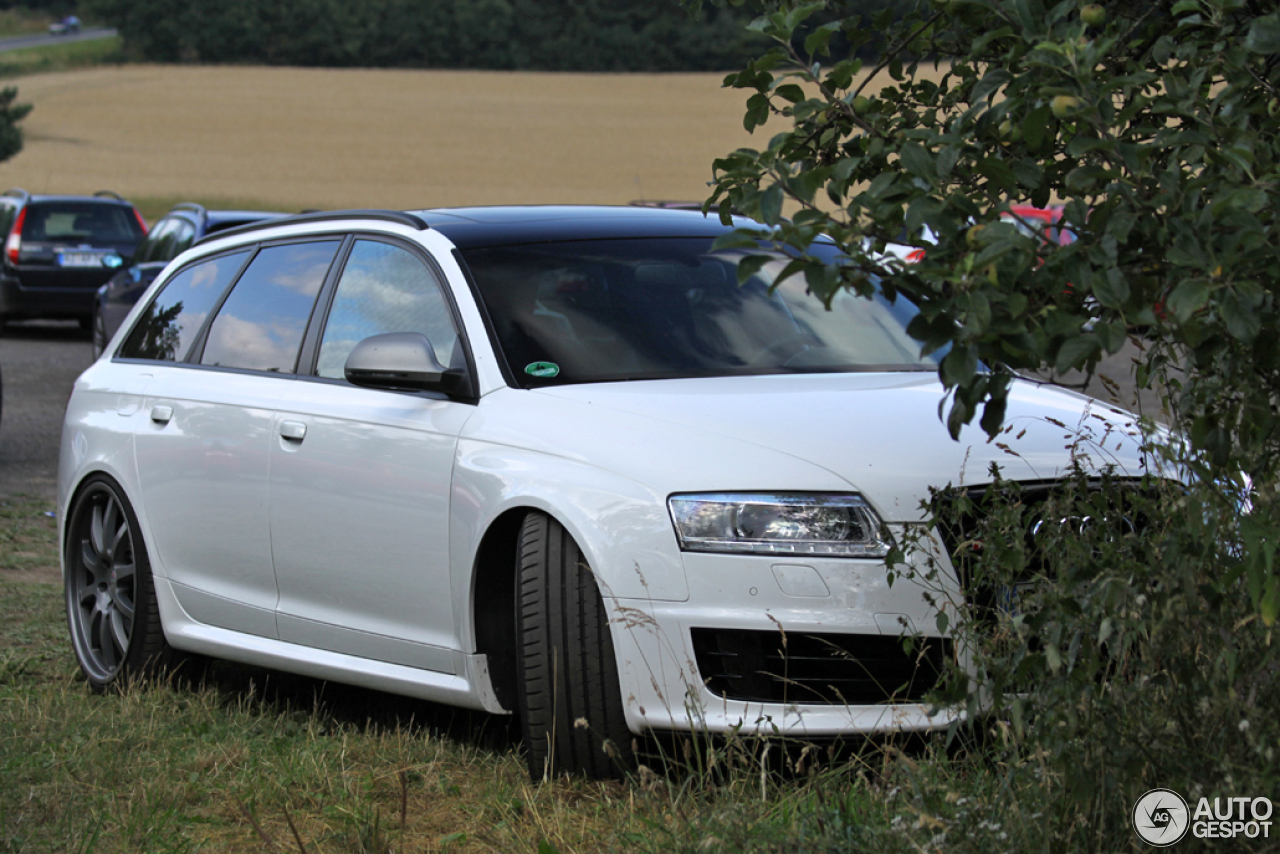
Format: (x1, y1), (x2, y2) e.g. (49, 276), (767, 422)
(197, 205), (760, 248)
(411, 205), (741, 249)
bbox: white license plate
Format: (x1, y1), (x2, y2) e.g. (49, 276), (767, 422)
(58, 252), (104, 267)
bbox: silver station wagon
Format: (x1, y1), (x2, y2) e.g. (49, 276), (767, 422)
(59, 206), (1146, 779)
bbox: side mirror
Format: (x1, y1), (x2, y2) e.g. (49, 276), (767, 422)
(344, 332), (449, 392)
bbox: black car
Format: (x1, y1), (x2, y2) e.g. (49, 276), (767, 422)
(0, 189), (148, 330)
(92, 203), (287, 357)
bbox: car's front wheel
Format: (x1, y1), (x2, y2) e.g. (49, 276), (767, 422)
(65, 475), (172, 690)
(515, 511), (634, 780)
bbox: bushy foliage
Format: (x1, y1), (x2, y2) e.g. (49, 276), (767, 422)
(79, 0), (775, 72)
(0, 86), (29, 162)
(695, 0), (1280, 846)
(698, 0), (1280, 627)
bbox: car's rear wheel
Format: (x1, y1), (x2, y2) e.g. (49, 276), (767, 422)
(515, 511), (634, 780)
(65, 475), (172, 691)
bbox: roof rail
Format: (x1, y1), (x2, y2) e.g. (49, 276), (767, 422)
(3, 188), (29, 200)
(195, 209), (430, 245)
(93, 190), (125, 201)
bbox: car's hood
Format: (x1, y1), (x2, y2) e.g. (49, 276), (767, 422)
(533, 373), (1154, 521)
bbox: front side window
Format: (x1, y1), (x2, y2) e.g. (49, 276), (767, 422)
(168, 220), (198, 259)
(134, 218), (176, 264)
(119, 250), (249, 361)
(315, 240), (459, 379)
(461, 237), (939, 387)
(200, 241), (339, 373)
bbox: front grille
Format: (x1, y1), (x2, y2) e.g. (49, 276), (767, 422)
(691, 628), (952, 705)
(932, 480), (1150, 626)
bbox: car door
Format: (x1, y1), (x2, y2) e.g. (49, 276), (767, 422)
(269, 237), (473, 673)
(132, 239), (340, 638)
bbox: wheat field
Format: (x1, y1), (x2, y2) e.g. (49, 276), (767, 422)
(0, 65), (770, 212)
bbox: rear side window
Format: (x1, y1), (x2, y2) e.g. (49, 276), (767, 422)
(200, 241), (339, 373)
(315, 240), (459, 379)
(22, 203), (144, 244)
(120, 250), (249, 361)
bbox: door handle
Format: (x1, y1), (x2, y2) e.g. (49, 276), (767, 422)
(149, 405), (172, 424)
(280, 421), (307, 442)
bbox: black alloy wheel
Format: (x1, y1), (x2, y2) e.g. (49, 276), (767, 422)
(515, 511), (634, 780)
(65, 475), (170, 690)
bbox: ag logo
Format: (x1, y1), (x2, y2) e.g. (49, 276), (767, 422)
(1133, 788), (1190, 847)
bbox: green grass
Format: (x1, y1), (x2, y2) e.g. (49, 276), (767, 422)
(0, 498), (1138, 853)
(0, 35), (124, 79)
(0, 9), (57, 39)
(0, 495), (59, 576)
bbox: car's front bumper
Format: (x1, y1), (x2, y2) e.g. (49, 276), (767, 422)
(609, 530), (968, 736)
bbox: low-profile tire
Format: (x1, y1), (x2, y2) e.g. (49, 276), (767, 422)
(515, 511), (634, 780)
(65, 474), (173, 691)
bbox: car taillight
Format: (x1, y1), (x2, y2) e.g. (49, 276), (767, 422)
(6, 207), (25, 265)
(132, 207), (148, 235)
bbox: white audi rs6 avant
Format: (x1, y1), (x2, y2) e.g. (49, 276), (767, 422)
(58, 206), (1146, 779)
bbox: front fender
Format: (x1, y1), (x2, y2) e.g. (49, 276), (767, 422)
(450, 438), (687, 608)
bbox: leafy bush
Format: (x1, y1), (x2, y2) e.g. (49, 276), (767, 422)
(694, 0), (1280, 846)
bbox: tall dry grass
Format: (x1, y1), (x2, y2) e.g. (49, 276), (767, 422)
(0, 62), (956, 216)
(0, 65), (767, 212)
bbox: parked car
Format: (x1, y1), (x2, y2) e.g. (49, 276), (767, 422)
(92, 204), (287, 357)
(1001, 204), (1075, 247)
(0, 189), (146, 330)
(49, 15), (81, 35)
(59, 206), (1148, 780)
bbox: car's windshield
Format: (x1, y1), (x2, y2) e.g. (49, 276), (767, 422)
(461, 237), (939, 387)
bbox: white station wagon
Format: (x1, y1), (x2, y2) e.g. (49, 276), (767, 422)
(59, 206), (1144, 779)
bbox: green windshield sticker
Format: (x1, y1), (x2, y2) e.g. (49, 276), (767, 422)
(525, 361), (560, 378)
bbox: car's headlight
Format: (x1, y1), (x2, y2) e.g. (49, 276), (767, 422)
(667, 493), (890, 557)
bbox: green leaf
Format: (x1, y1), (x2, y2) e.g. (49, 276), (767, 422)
(971, 69), (1012, 105)
(1245, 13), (1280, 54)
(1055, 334), (1099, 373)
(760, 183), (784, 224)
(1262, 577), (1279, 627)
(1094, 321), (1126, 354)
(1165, 277), (1212, 322)
(1022, 105), (1052, 153)
(744, 93), (770, 132)
(711, 230), (765, 251)
(773, 84), (806, 104)
(1220, 288), (1262, 342)
(736, 254), (769, 285)
(899, 143), (935, 181)
(804, 21), (842, 57)
(538, 841), (563, 854)
(1092, 268), (1130, 309)
(1045, 644), (1062, 672)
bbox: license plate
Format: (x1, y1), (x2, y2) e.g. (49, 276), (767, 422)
(57, 252), (104, 267)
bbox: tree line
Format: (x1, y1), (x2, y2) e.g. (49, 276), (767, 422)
(72, 0), (915, 72)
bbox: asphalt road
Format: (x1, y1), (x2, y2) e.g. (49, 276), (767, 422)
(0, 320), (95, 499)
(0, 27), (117, 53)
(0, 318), (1167, 503)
